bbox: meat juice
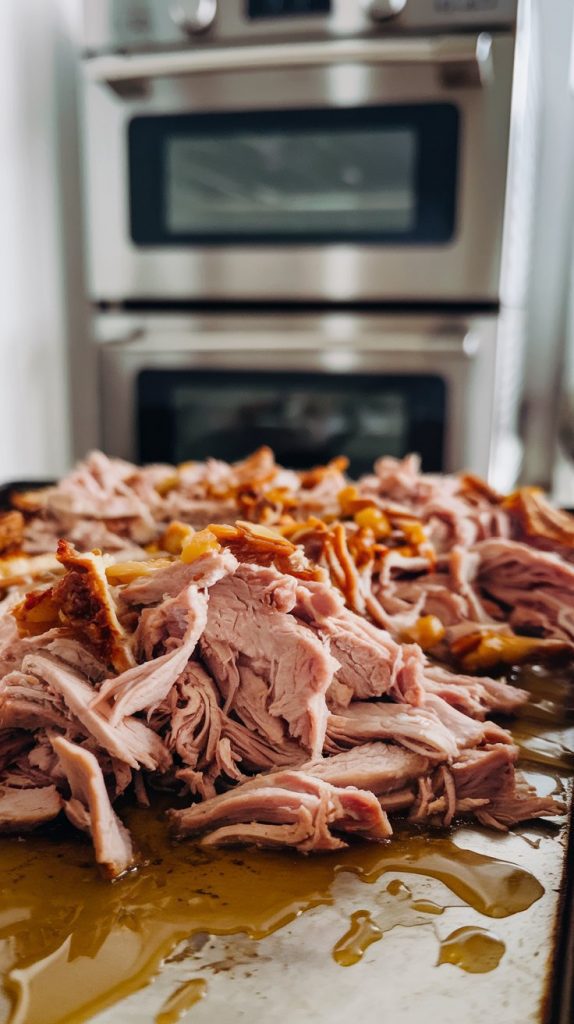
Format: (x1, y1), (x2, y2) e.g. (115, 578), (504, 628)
(0, 665), (571, 1024)
(0, 821), (545, 1023)
(436, 926), (506, 974)
(155, 979), (207, 1023)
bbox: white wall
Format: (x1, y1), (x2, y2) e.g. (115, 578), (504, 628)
(0, 0), (86, 483)
(521, 0), (574, 488)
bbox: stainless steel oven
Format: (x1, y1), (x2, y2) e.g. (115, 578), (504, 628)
(97, 309), (520, 480)
(82, 0), (520, 304)
(80, 0), (534, 486)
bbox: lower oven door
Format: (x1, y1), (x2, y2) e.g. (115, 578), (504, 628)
(98, 312), (500, 478)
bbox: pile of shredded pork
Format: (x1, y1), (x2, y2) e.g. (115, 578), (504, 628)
(0, 448), (572, 877)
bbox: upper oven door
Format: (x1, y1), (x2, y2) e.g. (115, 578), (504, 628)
(82, 33), (514, 303)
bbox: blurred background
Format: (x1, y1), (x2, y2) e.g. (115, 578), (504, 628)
(1, 0), (574, 494)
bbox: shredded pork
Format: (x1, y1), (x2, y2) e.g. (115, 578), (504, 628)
(0, 449), (570, 873)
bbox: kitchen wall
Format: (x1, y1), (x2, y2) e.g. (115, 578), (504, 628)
(0, 0), (87, 484)
(522, 0), (574, 490)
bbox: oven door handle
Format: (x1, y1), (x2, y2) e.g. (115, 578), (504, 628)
(85, 32), (493, 96)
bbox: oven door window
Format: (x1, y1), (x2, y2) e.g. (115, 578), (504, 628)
(137, 370), (446, 474)
(129, 104), (458, 246)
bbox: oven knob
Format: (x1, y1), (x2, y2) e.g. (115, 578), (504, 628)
(170, 0), (217, 35)
(362, 0), (407, 20)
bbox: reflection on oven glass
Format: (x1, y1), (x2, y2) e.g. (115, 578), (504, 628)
(137, 371), (446, 474)
(248, 0), (331, 17)
(165, 128), (417, 238)
(172, 387), (406, 471)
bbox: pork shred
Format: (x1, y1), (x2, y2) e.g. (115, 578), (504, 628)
(0, 448), (571, 870)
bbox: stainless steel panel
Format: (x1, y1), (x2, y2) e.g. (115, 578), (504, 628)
(81, 34), (514, 303)
(85, 34), (495, 93)
(97, 311), (499, 475)
(81, 0), (518, 53)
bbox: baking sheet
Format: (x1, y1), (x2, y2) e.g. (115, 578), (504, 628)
(0, 482), (573, 1024)
(79, 791), (571, 1024)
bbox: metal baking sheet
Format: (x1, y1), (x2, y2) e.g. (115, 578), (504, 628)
(0, 481), (573, 1024)
(83, 786), (572, 1024)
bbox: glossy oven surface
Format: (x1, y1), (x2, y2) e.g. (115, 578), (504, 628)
(82, 28), (516, 303)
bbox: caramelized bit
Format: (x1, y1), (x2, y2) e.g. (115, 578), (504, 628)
(0, 510), (24, 554)
(181, 529), (221, 563)
(205, 520), (324, 583)
(330, 522), (365, 611)
(237, 521), (295, 545)
(14, 540), (135, 672)
(300, 455), (349, 490)
(354, 506), (391, 538)
(12, 586), (61, 636)
(460, 473), (504, 505)
(208, 521), (295, 560)
(400, 520), (428, 547)
(504, 487), (574, 548)
(451, 630), (570, 671)
(280, 515), (329, 542)
(236, 484), (300, 525)
(338, 485), (360, 516)
(159, 520), (195, 555)
(56, 542), (135, 672)
(403, 615), (446, 650)
(337, 486), (379, 518)
(154, 473), (179, 497)
(105, 558), (174, 586)
(234, 446), (278, 485)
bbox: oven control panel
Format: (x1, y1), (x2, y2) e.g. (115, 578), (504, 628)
(248, 0), (332, 18)
(82, 0), (517, 53)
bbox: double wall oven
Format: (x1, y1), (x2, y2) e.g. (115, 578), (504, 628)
(81, 0), (532, 483)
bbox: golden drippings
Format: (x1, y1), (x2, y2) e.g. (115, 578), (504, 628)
(437, 926), (505, 974)
(509, 665), (574, 773)
(155, 979), (207, 1024)
(385, 879), (411, 898)
(511, 721), (574, 773)
(0, 809), (545, 1024)
(332, 911), (383, 967)
(345, 835), (544, 918)
(1, 665), (568, 1024)
(411, 900), (445, 916)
